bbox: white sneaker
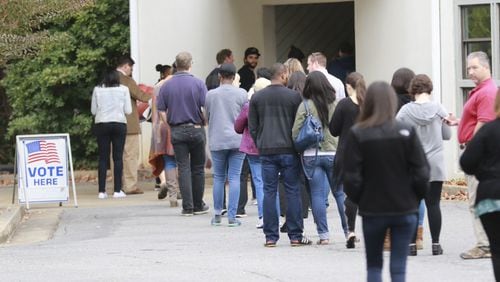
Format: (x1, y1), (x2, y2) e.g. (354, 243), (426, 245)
(256, 217), (263, 229)
(98, 192), (107, 199)
(113, 191), (127, 198)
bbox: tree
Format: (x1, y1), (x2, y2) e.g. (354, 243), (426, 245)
(2, 0), (130, 167)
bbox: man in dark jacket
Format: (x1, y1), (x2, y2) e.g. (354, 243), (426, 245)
(248, 63), (310, 247)
(238, 47), (260, 91)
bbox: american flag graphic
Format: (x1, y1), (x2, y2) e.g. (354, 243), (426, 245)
(26, 140), (60, 164)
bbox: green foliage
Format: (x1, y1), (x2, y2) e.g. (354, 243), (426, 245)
(2, 0), (130, 168)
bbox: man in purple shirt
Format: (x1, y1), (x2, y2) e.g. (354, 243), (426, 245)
(157, 51), (209, 216)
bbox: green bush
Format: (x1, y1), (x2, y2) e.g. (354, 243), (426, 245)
(2, 0), (129, 168)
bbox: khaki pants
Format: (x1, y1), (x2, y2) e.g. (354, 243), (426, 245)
(122, 134), (140, 192)
(465, 174), (489, 247)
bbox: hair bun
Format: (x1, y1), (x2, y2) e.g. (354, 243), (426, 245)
(155, 64), (163, 72)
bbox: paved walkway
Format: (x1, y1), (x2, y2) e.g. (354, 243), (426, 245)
(0, 180), (495, 281)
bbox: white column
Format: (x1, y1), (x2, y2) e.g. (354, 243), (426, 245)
(129, 0), (140, 81)
(431, 0), (442, 103)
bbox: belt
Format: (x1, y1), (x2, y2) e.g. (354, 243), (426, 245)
(171, 123), (202, 128)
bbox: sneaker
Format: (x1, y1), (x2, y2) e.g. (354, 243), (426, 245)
(460, 246), (491, 259)
(98, 192), (107, 199)
(252, 198), (258, 205)
(113, 191), (126, 198)
(236, 212), (247, 218)
(256, 217), (263, 229)
(193, 204), (209, 215)
(211, 215), (222, 226)
(432, 243), (444, 256)
(181, 209), (194, 216)
(346, 232), (356, 249)
(290, 236), (312, 247)
(280, 222), (288, 233)
(228, 218), (242, 227)
(409, 243), (417, 256)
(221, 209), (228, 216)
(158, 184), (168, 200)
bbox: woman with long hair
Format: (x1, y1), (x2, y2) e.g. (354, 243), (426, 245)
(396, 74), (451, 255)
(329, 72), (366, 248)
(343, 81), (429, 281)
(91, 69), (132, 199)
(460, 89), (500, 281)
(292, 71), (338, 244)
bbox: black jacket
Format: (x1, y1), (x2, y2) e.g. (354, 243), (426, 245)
(205, 67), (220, 91)
(238, 65), (255, 92)
(248, 84), (302, 155)
(460, 118), (500, 204)
(343, 121), (430, 216)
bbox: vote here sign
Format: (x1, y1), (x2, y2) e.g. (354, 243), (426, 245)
(17, 135), (70, 203)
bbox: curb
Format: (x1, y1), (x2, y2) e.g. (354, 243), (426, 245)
(0, 205), (25, 244)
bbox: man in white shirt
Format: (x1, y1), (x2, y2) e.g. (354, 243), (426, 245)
(307, 52), (346, 101)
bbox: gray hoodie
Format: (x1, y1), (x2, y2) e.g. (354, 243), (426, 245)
(396, 101), (451, 182)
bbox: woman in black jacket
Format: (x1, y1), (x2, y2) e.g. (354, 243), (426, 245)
(460, 89), (500, 281)
(343, 81), (430, 282)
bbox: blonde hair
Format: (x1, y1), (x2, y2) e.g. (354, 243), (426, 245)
(284, 58), (305, 74)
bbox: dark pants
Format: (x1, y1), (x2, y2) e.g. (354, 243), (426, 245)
(480, 212), (500, 281)
(94, 122), (126, 193)
(345, 197), (358, 232)
(412, 181), (443, 243)
(261, 154), (303, 242)
(363, 214), (417, 282)
(170, 126), (206, 212)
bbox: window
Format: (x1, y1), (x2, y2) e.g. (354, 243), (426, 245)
(456, 1), (500, 115)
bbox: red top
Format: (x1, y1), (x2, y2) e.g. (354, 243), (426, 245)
(458, 78), (497, 144)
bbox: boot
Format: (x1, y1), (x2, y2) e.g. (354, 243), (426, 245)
(416, 225), (424, 250)
(432, 243), (443, 255)
(383, 229), (391, 251)
(165, 169), (179, 207)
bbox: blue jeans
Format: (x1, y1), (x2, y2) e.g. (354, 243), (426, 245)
(261, 154), (302, 242)
(418, 200), (425, 225)
(309, 155), (348, 236)
(162, 155), (177, 170)
(247, 155), (264, 218)
(362, 214), (418, 282)
(211, 149), (245, 220)
(303, 155), (335, 240)
(170, 126), (206, 211)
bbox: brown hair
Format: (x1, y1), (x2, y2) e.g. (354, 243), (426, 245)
(358, 81), (397, 128)
(345, 72), (366, 107)
(408, 74), (433, 96)
(391, 67), (415, 95)
(495, 88), (500, 117)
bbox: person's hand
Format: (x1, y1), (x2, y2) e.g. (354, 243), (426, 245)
(444, 113), (459, 126)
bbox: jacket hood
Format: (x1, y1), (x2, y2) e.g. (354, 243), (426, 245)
(403, 102), (444, 126)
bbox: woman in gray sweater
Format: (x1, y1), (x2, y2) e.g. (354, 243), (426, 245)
(396, 74), (451, 255)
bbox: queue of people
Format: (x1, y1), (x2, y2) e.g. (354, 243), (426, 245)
(89, 49), (499, 282)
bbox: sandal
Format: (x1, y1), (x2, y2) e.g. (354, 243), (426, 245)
(264, 240), (277, 247)
(317, 239), (329, 245)
(290, 236), (312, 247)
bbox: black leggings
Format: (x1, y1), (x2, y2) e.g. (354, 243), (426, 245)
(345, 197), (358, 232)
(412, 181), (442, 243)
(94, 122), (126, 193)
(480, 212), (500, 281)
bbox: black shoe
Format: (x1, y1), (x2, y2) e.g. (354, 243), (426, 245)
(409, 244), (417, 256)
(181, 209), (194, 216)
(157, 185), (168, 200)
(346, 232), (356, 249)
(280, 222), (288, 233)
(194, 204), (209, 215)
(432, 243), (443, 255)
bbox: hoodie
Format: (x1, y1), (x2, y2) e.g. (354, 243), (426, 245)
(396, 101), (451, 182)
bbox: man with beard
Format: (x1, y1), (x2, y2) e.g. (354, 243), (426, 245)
(238, 47), (260, 91)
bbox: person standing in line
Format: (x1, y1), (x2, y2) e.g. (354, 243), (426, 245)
(456, 51), (497, 259)
(329, 71), (366, 248)
(460, 89), (500, 281)
(343, 81), (429, 282)
(157, 51), (209, 216)
(327, 42), (355, 84)
(396, 74), (451, 256)
(307, 52), (345, 100)
(115, 55), (151, 195)
(249, 63), (311, 247)
(238, 47), (260, 91)
(91, 70), (132, 199)
(149, 64), (179, 207)
(292, 71), (337, 245)
(205, 63), (247, 226)
(205, 49), (234, 91)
